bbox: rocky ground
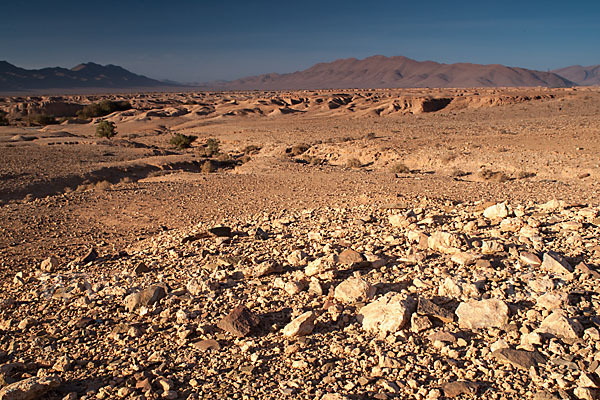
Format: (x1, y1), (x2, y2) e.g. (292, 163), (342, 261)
(1, 88), (600, 399)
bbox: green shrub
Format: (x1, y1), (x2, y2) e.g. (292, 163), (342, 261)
(27, 113), (58, 126)
(170, 133), (197, 149)
(206, 138), (220, 156)
(96, 120), (117, 139)
(77, 100), (131, 119)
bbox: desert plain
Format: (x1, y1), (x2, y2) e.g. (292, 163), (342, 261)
(1, 87), (600, 399)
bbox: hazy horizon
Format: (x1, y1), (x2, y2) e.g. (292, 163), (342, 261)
(2, 0), (599, 82)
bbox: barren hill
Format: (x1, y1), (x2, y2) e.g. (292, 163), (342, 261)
(552, 65), (600, 86)
(207, 55), (574, 90)
(0, 61), (174, 91)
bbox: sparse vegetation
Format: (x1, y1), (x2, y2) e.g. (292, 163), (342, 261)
(0, 111), (8, 126)
(201, 160), (216, 173)
(206, 138), (220, 156)
(516, 170), (536, 179)
(27, 113), (58, 126)
(346, 158), (362, 168)
(478, 168), (509, 182)
(95, 120), (117, 139)
(77, 100), (132, 119)
(286, 144), (309, 157)
(390, 162), (410, 173)
(170, 133), (197, 149)
(243, 145), (261, 155)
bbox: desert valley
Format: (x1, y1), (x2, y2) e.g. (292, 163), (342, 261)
(1, 55), (600, 400)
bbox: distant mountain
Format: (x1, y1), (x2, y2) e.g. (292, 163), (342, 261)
(552, 65), (600, 86)
(206, 55), (574, 90)
(0, 61), (177, 91)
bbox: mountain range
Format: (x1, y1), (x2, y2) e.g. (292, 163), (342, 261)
(551, 65), (600, 86)
(0, 61), (173, 91)
(1, 57), (599, 92)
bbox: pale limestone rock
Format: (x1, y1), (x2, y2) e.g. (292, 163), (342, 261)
(456, 299), (509, 330)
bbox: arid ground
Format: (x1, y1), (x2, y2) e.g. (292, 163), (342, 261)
(1, 88), (600, 399)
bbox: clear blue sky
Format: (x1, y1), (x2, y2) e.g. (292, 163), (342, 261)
(1, 0), (598, 83)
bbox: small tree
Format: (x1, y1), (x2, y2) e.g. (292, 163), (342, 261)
(96, 120), (117, 139)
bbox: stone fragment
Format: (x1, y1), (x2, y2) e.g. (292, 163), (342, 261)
(0, 376), (60, 400)
(442, 381), (480, 398)
(334, 276), (375, 303)
(124, 285), (167, 312)
(192, 339), (221, 351)
(451, 251), (478, 266)
(410, 314), (432, 332)
(456, 299), (509, 330)
(520, 252), (542, 267)
(541, 252), (573, 277)
(491, 348), (546, 370)
(388, 214), (405, 227)
(208, 226), (232, 237)
(282, 311), (317, 337)
(287, 250), (308, 266)
(481, 240), (504, 255)
(574, 387), (600, 400)
(428, 232), (462, 254)
(483, 203), (508, 219)
(536, 292), (567, 310)
(133, 262), (150, 275)
(538, 311), (583, 339)
(77, 248), (98, 263)
(576, 262), (600, 279)
(337, 249), (364, 265)
(253, 261), (283, 277)
(417, 298), (454, 323)
(357, 292), (415, 334)
(217, 305), (259, 337)
(40, 256), (59, 272)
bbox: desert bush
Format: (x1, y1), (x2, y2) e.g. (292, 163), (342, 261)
(170, 133), (197, 149)
(96, 120), (117, 139)
(390, 162), (410, 173)
(201, 160), (216, 173)
(77, 100), (131, 119)
(243, 145), (261, 155)
(0, 111), (8, 126)
(206, 138), (220, 155)
(516, 170), (536, 179)
(478, 168), (509, 182)
(285, 144), (309, 157)
(27, 113), (58, 126)
(346, 158), (362, 168)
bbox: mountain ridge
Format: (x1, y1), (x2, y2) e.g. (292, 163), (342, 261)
(204, 55), (575, 90)
(0, 61), (176, 91)
(551, 64), (600, 86)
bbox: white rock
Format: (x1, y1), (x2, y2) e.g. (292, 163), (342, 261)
(455, 299), (509, 330)
(483, 203), (508, 219)
(334, 276), (375, 303)
(357, 292), (415, 334)
(282, 311), (317, 337)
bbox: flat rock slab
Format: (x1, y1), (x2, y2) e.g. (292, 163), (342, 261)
(492, 348), (546, 370)
(0, 376), (61, 400)
(192, 339), (221, 351)
(217, 305), (259, 337)
(456, 298), (509, 330)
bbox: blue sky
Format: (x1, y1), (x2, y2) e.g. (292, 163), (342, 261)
(1, 0), (598, 82)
